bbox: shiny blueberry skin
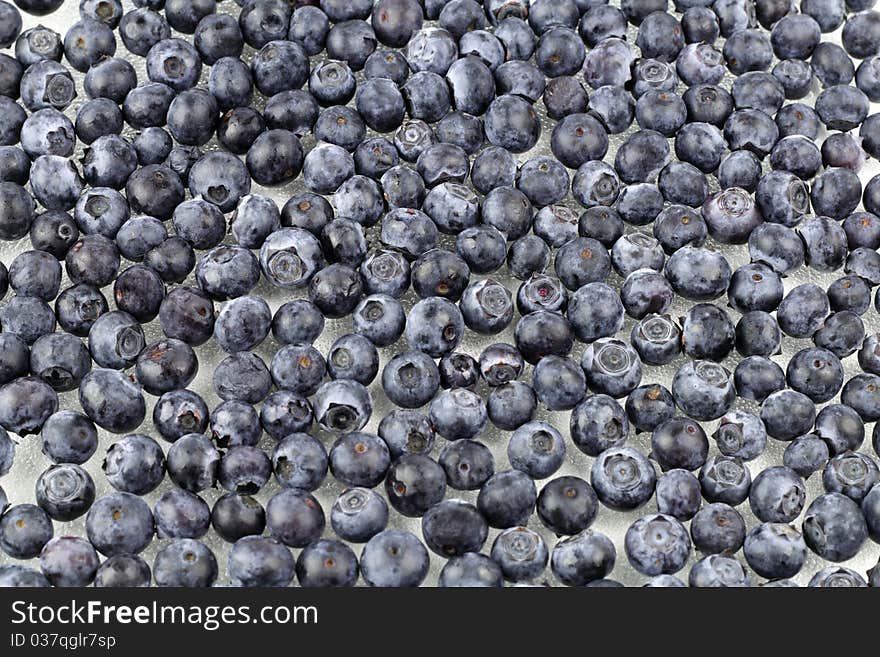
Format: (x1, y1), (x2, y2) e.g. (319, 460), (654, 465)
(296, 539), (359, 588)
(360, 529), (429, 588)
(153, 539), (218, 588)
(378, 410), (435, 460)
(227, 536), (294, 587)
(566, 282), (623, 342)
(690, 502), (746, 555)
(94, 555), (151, 588)
(39, 410), (97, 466)
(331, 487), (389, 544)
(102, 434), (165, 496)
(803, 492), (868, 562)
(210, 493), (265, 545)
(438, 553), (503, 588)
(34, 462), (94, 522)
(727, 263), (783, 313)
(154, 488), (210, 540)
(822, 452), (879, 502)
(381, 351), (440, 409)
(439, 439), (495, 492)
(551, 529), (616, 586)
(652, 417), (709, 472)
(625, 514), (691, 576)
(265, 488), (324, 548)
(329, 432), (391, 489)
(166, 433), (219, 493)
(85, 492), (153, 557)
(429, 388), (487, 440)
(761, 389), (817, 442)
(749, 466), (807, 523)
(475, 468), (536, 528)
(537, 476), (598, 536)
(490, 526), (548, 582)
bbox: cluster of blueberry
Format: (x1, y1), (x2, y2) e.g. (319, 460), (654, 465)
(0, 0), (879, 589)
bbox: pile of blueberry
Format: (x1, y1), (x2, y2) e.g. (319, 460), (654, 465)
(0, 0), (879, 589)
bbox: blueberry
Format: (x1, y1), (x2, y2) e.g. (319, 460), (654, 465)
(712, 410), (767, 462)
(85, 492), (153, 557)
(699, 455), (752, 506)
(102, 433), (165, 496)
(803, 492), (868, 562)
(776, 283), (829, 338)
(689, 555), (751, 587)
(376, 410), (434, 460)
(783, 434), (830, 479)
(331, 488), (388, 544)
(815, 404), (865, 456)
(34, 463), (94, 522)
(37, 535), (98, 588)
(259, 390), (312, 439)
(326, 334), (379, 387)
(829, 275), (872, 315)
(841, 373), (880, 422)
(153, 539), (217, 588)
(154, 488), (210, 540)
(405, 297), (464, 358)
(295, 539), (359, 588)
(360, 530), (429, 588)
(166, 433), (219, 493)
(312, 379), (372, 434)
(486, 526), (547, 582)
(265, 488), (324, 548)
(735, 311), (781, 357)
(94, 555), (151, 588)
(228, 536), (294, 587)
(208, 493), (264, 545)
(689, 502), (746, 555)
(191, 14), (242, 63)
(439, 553), (503, 587)
(665, 246), (732, 301)
(823, 452), (879, 502)
(30, 333), (91, 393)
(270, 344), (326, 397)
(327, 432), (390, 489)
(20, 108), (74, 159)
(651, 417), (709, 472)
(810, 566), (867, 588)
(680, 303), (735, 361)
(550, 529), (616, 586)
(516, 274), (568, 316)
(218, 445), (271, 495)
(507, 236), (551, 282)
(625, 514), (691, 576)
(654, 468), (701, 521)
(749, 466), (806, 523)
(396, 259), (450, 308)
